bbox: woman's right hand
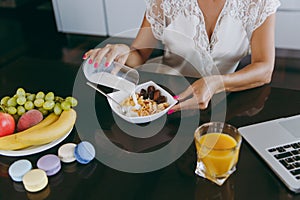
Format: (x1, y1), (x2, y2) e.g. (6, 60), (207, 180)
(82, 44), (130, 68)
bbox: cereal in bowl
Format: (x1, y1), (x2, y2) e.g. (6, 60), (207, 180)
(121, 85), (170, 117)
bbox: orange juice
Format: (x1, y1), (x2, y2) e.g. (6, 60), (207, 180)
(195, 133), (239, 177)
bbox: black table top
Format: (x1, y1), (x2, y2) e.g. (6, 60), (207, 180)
(1, 57), (300, 200)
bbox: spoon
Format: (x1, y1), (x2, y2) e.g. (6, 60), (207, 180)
(86, 82), (128, 115)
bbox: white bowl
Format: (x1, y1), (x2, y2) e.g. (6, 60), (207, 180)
(107, 81), (177, 124)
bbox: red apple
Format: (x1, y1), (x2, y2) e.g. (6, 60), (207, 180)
(0, 112), (15, 137)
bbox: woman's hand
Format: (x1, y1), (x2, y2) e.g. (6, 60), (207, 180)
(82, 44), (130, 68)
(81, 15), (159, 68)
(169, 75), (224, 113)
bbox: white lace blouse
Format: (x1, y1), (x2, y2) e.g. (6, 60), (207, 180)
(144, 0), (281, 77)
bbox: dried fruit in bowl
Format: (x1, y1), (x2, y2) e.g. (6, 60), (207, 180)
(121, 85), (170, 117)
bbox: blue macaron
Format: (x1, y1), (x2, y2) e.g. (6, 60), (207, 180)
(8, 159), (32, 182)
(74, 141), (96, 164)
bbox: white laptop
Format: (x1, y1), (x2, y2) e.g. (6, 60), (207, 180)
(238, 114), (300, 193)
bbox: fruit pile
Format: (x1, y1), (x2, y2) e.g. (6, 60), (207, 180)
(0, 88), (77, 118)
(0, 88), (78, 149)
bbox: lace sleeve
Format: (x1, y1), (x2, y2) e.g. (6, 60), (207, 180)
(246, 0), (280, 38)
(145, 0), (165, 40)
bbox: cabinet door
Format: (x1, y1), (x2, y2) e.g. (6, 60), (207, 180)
(275, 0), (300, 50)
(104, 0), (146, 38)
(52, 0), (107, 36)
(275, 11), (300, 50)
(279, 0), (300, 10)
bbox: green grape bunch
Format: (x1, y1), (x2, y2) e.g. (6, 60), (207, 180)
(0, 88), (78, 118)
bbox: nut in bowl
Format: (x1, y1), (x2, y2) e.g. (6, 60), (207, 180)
(107, 81), (177, 124)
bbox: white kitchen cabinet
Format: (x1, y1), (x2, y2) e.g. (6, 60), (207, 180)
(275, 0), (300, 50)
(52, 0), (107, 36)
(278, 0), (300, 10)
(104, 0), (146, 38)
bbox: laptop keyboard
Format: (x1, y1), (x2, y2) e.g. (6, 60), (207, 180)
(268, 142), (300, 180)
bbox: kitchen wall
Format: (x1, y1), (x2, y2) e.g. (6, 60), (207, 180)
(52, 0), (300, 50)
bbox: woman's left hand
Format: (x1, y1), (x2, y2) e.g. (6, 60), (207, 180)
(169, 76), (224, 113)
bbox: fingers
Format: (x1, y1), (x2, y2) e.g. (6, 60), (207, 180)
(168, 96), (209, 115)
(82, 48), (109, 68)
(175, 85), (194, 101)
(115, 55), (128, 65)
(82, 44), (130, 68)
(93, 47), (110, 68)
(82, 49), (94, 59)
(105, 50), (125, 66)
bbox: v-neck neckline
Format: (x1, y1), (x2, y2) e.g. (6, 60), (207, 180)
(195, 0), (228, 45)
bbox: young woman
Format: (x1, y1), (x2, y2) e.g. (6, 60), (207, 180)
(83, 0), (280, 112)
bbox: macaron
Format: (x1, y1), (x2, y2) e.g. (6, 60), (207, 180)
(74, 141), (96, 164)
(37, 154), (61, 176)
(8, 159), (32, 182)
(22, 169), (48, 193)
(58, 143), (77, 163)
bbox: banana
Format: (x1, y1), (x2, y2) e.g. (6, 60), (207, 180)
(0, 113), (59, 150)
(17, 109), (76, 146)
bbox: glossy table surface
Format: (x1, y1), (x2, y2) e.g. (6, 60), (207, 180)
(1, 57), (300, 200)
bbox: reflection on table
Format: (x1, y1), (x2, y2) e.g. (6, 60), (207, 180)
(0, 58), (300, 199)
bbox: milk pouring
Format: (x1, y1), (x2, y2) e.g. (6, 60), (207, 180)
(83, 59), (139, 94)
(83, 59), (140, 114)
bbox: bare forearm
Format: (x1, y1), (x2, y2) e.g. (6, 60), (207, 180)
(221, 62), (274, 92)
(125, 14), (157, 68)
(125, 48), (149, 67)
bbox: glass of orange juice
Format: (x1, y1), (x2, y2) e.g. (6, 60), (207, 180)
(194, 122), (242, 186)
